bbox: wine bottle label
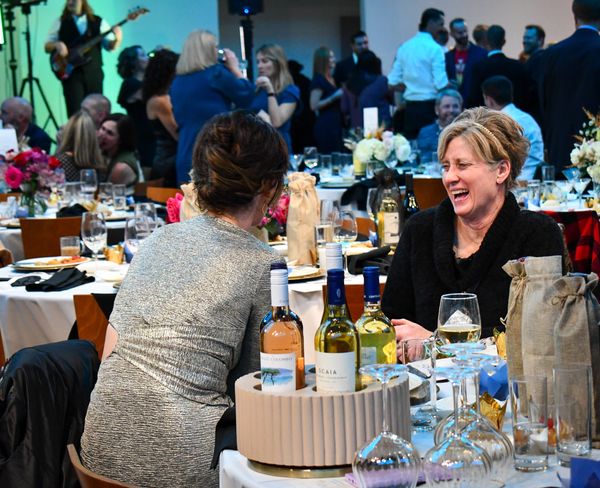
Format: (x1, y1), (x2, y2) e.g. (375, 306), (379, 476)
(260, 352), (296, 392)
(361, 346), (377, 367)
(382, 212), (400, 245)
(315, 351), (355, 392)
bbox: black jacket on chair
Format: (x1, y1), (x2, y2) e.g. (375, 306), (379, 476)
(0, 340), (100, 488)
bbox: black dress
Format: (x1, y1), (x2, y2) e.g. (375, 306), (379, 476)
(381, 193), (565, 337)
(149, 118), (177, 187)
(310, 74), (343, 154)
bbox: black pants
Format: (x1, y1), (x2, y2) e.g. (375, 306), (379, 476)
(62, 65), (104, 117)
(403, 100), (436, 139)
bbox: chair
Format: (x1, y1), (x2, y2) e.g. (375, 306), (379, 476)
(322, 282), (386, 322)
(0, 192), (20, 202)
(356, 217), (376, 238)
(413, 178), (447, 210)
(67, 444), (134, 488)
(20, 216), (82, 259)
(0, 329), (5, 366)
(146, 186), (182, 204)
(73, 294), (116, 360)
(133, 177), (164, 198)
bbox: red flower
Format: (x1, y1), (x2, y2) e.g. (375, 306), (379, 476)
(13, 150), (32, 167)
(166, 193), (183, 223)
(48, 156), (61, 169)
(5, 166), (24, 189)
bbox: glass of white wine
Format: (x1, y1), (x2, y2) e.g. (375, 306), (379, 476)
(436, 293), (481, 345)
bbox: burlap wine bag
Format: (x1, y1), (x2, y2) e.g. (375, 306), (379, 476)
(502, 259), (527, 380)
(551, 272), (600, 441)
(287, 173), (320, 265)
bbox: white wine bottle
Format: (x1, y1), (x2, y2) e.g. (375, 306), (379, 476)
(314, 268), (361, 392)
(320, 242), (347, 323)
(355, 266), (396, 366)
(260, 264), (305, 392)
(377, 188), (400, 247)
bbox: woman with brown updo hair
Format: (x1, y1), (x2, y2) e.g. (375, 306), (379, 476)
(81, 110), (288, 486)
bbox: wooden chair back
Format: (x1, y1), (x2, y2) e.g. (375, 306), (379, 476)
(73, 294), (112, 360)
(0, 192), (20, 202)
(413, 178), (447, 210)
(133, 178), (164, 198)
(20, 217), (82, 259)
(322, 282), (386, 322)
(0, 329), (5, 366)
(356, 217), (376, 238)
(67, 444), (134, 488)
(146, 186), (182, 203)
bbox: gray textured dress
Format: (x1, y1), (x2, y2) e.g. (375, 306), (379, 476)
(80, 215), (280, 487)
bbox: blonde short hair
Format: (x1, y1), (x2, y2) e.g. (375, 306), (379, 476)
(256, 44), (293, 94)
(437, 107), (529, 189)
(57, 111), (105, 170)
(176, 30), (217, 75)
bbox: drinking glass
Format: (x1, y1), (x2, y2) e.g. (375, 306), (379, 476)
(303, 146), (318, 170)
(541, 164), (555, 182)
(573, 178), (591, 209)
(134, 202), (158, 231)
(423, 366), (492, 486)
(554, 180), (574, 204)
(334, 210), (358, 244)
(124, 217), (152, 256)
(320, 154), (332, 178)
(81, 212), (107, 262)
(407, 141), (421, 166)
(526, 180), (541, 208)
(289, 154), (303, 172)
(331, 152), (343, 176)
(437, 293), (482, 345)
(98, 182), (113, 204)
(352, 364), (421, 488)
(510, 375), (548, 472)
(554, 364), (592, 466)
(112, 184), (127, 210)
(63, 182), (81, 206)
(60, 236), (81, 256)
(80, 169), (98, 201)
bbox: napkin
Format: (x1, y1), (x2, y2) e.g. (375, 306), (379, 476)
(479, 361), (508, 401)
(347, 245), (393, 275)
(25, 268), (94, 292)
(570, 458), (600, 488)
(11, 275), (42, 287)
(56, 204), (88, 217)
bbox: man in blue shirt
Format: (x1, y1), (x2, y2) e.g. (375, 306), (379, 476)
(1, 97), (52, 153)
(416, 89), (463, 157)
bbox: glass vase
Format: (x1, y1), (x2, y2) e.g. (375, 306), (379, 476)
(20, 182), (47, 217)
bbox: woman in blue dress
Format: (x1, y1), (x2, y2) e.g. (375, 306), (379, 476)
(170, 30), (254, 184)
(250, 44), (299, 153)
(310, 46), (343, 153)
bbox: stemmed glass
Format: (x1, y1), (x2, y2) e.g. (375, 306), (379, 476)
(303, 147), (318, 170)
(81, 212), (107, 264)
(80, 169), (98, 201)
(134, 202), (159, 232)
(573, 178), (591, 209)
(352, 364), (421, 488)
(423, 366), (492, 486)
(289, 154), (303, 172)
(334, 209), (358, 243)
(437, 293), (482, 345)
(124, 217), (151, 256)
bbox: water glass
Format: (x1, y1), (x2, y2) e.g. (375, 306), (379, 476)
(510, 375), (548, 472)
(331, 152), (342, 176)
(303, 146), (318, 170)
(60, 236), (81, 256)
(63, 182), (81, 206)
(541, 164), (555, 182)
(98, 182), (113, 204)
(554, 364), (592, 466)
(80, 169), (98, 200)
(527, 180), (541, 208)
(112, 184), (127, 210)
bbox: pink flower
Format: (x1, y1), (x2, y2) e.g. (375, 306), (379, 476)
(5, 166), (24, 189)
(166, 193), (183, 223)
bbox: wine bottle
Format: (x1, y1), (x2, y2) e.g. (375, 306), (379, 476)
(377, 188), (401, 247)
(403, 172), (420, 222)
(320, 242), (347, 323)
(260, 264), (305, 391)
(314, 269), (361, 393)
(355, 266), (396, 366)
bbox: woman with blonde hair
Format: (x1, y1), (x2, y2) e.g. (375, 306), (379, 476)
(310, 46), (343, 153)
(55, 110), (105, 181)
(250, 44), (299, 152)
(382, 107), (564, 346)
(170, 29), (254, 184)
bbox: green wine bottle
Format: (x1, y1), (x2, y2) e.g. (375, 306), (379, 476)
(314, 268), (361, 392)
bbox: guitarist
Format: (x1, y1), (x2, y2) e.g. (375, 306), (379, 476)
(45, 0), (122, 117)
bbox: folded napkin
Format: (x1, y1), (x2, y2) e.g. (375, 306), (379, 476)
(11, 275), (42, 287)
(347, 245), (393, 275)
(479, 361), (508, 401)
(25, 268), (94, 292)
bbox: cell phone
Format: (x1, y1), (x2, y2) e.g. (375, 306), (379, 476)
(217, 48), (227, 63)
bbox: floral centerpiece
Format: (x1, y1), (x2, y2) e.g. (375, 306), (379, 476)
(345, 128), (411, 177)
(0, 148), (64, 216)
(570, 109), (600, 182)
(259, 191), (290, 238)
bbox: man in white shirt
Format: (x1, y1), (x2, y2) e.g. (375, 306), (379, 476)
(45, 0), (122, 117)
(483, 75), (543, 180)
(388, 8), (449, 139)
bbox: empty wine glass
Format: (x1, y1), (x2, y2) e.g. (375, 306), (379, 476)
(554, 180), (574, 205)
(124, 217), (151, 256)
(81, 212), (107, 263)
(303, 146), (318, 170)
(423, 366), (492, 486)
(134, 202), (158, 232)
(80, 169), (98, 201)
(289, 154), (303, 172)
(573, 177), (591, 209)
(334, 209), (358, 243)
(353, 364), (421, 488)
(437, 293), (482, 345)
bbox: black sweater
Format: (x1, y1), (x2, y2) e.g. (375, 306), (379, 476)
(381, 193), (564, 338)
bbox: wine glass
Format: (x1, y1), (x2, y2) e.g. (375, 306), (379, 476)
(81, 212), (107, 264)
(334, 209), (358, 243)
(124, 217), (151, 256)
(289, 154), (303, 172)
(437, 293), (482, 345)
(80, 169), (98, 201)
(573, 177), (590, 209)
(352, 364), (421, 488)
(303, 146), (318, 170)
(423, 366), (492, 486)
(134, 202), (158, 231)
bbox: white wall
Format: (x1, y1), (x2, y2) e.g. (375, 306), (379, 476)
(218, 0), (359, 79)
(0, 0), (219, 138)
(363, 0), (575, 77)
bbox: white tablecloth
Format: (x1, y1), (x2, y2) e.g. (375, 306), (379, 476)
(0, 265), (122, 357)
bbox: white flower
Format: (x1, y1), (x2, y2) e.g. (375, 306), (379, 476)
(587, 163), (600, 183)
(355, 139), (375, 163)
(571, 146), (582, 166)
(393, 134), (411, 162)
(373, 139), (390, 161)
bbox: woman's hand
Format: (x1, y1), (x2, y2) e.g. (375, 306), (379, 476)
(256, 76), (274, 94)
(393, 319), (433, 362)
(223, 48), (243, 77)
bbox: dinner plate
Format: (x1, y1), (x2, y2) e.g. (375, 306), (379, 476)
(104, 210), (131, 221)
(12, 255), (91, 271)
(288, 266), (325, 282)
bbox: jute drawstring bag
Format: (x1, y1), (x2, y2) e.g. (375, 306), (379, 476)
(287, 173), (320, 265)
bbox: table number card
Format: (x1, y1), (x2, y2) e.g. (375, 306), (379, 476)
(363, 107), (379, 137)
(0, 129), (18, 156)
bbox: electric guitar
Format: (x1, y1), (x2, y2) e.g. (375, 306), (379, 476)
(49, 7), (149, 81)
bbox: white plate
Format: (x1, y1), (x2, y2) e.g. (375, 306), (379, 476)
(288, 266), (324, 282)
(13, 256), (91, 271)
(104, 210), (131, 221)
